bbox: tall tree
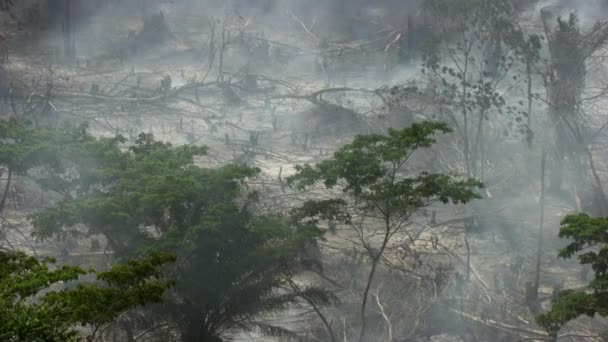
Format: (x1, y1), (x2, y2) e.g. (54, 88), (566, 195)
(31, 131), (332, 341)
(288, 121), (481, 342)
(540, 10), (608, 212)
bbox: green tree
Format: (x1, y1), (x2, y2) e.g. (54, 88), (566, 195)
(32, 131), (332, 341)
(0, 250), (174, 342)
(287, 121), (482, 342)
(0, 119), (66, 212)
(0, 119), (127, 214)
(537, 213), (608, 337)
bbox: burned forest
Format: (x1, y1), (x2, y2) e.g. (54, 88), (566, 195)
(3, 0), (608, 341)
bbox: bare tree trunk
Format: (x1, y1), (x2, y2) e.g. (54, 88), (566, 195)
(359, 254), (381, 342)
(533, 150), (546, 299)
(375, 288), (392, 342)
(63, 0), (75, 63)
(473, 108), (486, 180)
(140, 0), (147, 22)
(217, 22), (226, 84)
(465, 234), (471, 281)
(558, 113), (608, 214)
(460, 27), (472, 178)
(582, 144), (608, 215)
(526, 58), (533, 148)
(0, 168), (12, 215)
(359, 216), (392, 342)
(463, 89), (470, 178)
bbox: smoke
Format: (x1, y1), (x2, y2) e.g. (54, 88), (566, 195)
(531, 0), (608, 27)
(6, 0), (608, 341)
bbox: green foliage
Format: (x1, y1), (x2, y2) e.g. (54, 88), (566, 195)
(170, 212), (331, 341)
(32, 130), (331, 341)
(288, 121), (482, 217)
(290, 199), (351, 226)
(32, 132), (211, 252)
(537, 214), (608, 336)
(0, 120), (330, 340)
(0, 119), (130, 202)
(287, 122), (482, 244)
(288, 121), (481, 341)
(44, 252), (175, 327)
(0, 251), (174, 342)
(0, 119), (73, 174)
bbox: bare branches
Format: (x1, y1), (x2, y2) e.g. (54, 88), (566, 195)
(52, 81), (217, 104)
(271, 87), (380, 104)
(447, 307), (548, 337)
(288, 10), (320, 42)
(374, 286), (392, 342)
(581, 21), (608, 59)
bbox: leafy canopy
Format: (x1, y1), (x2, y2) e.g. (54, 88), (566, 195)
(288, 121), (482, 217)
(0, 250), (174, 342)
(287, 121), (481, 342)
(31, 131), (211, 253)
(537, 213), (608, 336)
(30, 129), (331, 341)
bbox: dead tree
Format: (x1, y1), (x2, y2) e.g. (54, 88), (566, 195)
(541, 9), (608, 213)
(62, 0), (76, 63)
(532, 150), (546, 303)
(0, 32), (8, 64)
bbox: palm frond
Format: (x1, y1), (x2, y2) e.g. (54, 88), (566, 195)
(256, 322), (303, 341)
